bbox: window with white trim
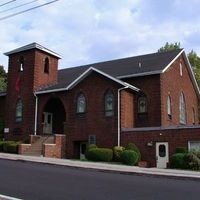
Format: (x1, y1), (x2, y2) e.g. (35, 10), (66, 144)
(180, 63), (183, 76)
(16, 98), (23, 122)
(167, 95), (172, 119)
(105, 90), (114, 116)
(188, 141), (200, 151)
(19, 56), (24, 72)
(138, 96), (148, 113)
(77, 93), (86, 113)
(179, 92), (186, 124)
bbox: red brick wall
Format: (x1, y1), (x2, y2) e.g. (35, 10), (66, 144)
(161, 55), (199, 126)
(4, 49), (59, 140)
(121, 127), (200, 167)
(121, 90), (135, 128)
(0, 96), (6, 119)
(123, 74), (161, 127)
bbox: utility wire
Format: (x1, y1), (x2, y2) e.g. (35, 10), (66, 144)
(0, 0), (40, 14)
(0, 0), (16, 7)
(0, 0), (59, 21)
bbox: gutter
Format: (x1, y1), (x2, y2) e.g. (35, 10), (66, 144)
(117, 86), (129, 146)
(34, 93), (38, 135)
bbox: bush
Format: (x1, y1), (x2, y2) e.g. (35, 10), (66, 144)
(87, 148), (113, 162)
(176, 147), (188, 154)
(113, 146), (125, 162)
(7, 143), (18, 154)
(171, 153), (189, 169)
(188, 151), (200, 170)
(3, 141), (15, 152)
(85, 144), (97, 159)
(121, 150), (139, 166)
(0, 141), (4, 152)
(125, 143), (141, 162)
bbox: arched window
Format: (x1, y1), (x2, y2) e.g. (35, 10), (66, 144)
(19, 56), (24, 72)
(192, 107), (195, 125)
(179, 92), (186, 124)
(105, 90), (114, 116)
(167, 95), (172, 119)
(138, 96), (148, 113)
(77, 93), (86, 113)
(16, 99), (23, 122)
(44, 57), (49, 74)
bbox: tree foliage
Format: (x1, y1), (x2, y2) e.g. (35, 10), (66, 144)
(158, 42), (181, 52)
(0, 65), (7, 91)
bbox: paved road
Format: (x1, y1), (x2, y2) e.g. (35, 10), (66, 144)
(0, 159), (199, 200)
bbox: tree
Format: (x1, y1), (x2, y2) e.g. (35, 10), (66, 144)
(188, 50), (200, 87)
(0, 65), (7, 91)
(158, 42), (181, 52)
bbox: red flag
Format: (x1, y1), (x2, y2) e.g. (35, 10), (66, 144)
(15, 76), (20, 92)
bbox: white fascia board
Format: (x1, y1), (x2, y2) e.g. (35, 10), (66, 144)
(182, 51), (200, 99)
(36, 67), (140, 94)
(66, 67), (140, 92)
(35, 87), (67, 94)
(162, 49), (184, 73)
(117, 70), (162, 79)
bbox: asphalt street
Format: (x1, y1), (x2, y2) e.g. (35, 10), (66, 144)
(0, 159), (199, 200)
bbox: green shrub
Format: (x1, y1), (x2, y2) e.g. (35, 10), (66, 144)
(113, 146), (125, 162)
(85, 144), (97, 159)
(0, 141), (4, 152)
(188, 151), (200, 170)
(176, 147), (188, 154)
(7, 143), (18, 154)
(87, 148), (113, 162)
(125, 143), (141, 162)
(3, 141), (15, 152)
(121, 150), (139, 166)
(171, 153), (189, 169)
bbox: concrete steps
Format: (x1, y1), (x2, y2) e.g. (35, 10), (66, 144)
(23, 136), (54, 156)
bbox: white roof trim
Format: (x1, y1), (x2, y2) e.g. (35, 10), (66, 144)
(35, 67), (140, 94)
(117, 70), (162, 79)
(162, 49), (184, 73)
(4, 43), (62, 59)
(182, 51), (200, 99)
(66, 67), (140, 91)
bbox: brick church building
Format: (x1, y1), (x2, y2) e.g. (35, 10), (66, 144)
(0, 43), (200, 168)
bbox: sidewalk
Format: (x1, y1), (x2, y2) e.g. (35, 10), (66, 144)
(0, 153), (200, 180)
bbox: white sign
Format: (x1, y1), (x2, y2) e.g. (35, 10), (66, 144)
(4, 128), (9, 133)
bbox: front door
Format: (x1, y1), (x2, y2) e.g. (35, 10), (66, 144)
(80, 142), (87, 160)
(156, 142), (169, 168)
(43, 112), (53, 134)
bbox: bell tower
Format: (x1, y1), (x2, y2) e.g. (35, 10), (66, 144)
(4, 43), (61, 140)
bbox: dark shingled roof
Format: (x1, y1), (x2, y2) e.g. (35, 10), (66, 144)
(37, 49), (183, 92)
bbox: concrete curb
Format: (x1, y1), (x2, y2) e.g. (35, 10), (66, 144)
(0, 153), (200, 181)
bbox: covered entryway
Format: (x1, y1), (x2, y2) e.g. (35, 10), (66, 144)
(43, 98), (66, 134)
(156, 142), (169, 168)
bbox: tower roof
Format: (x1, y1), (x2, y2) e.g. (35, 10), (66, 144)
(4, 42), (62, 58)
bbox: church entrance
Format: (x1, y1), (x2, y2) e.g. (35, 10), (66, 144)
(42, 98), (66, 134)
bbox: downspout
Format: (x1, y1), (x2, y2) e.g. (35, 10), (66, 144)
(34, 93), (38, 135)
(117, 86), (129, 146)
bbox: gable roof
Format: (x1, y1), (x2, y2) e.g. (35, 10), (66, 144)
(36, 67), (140, 94)
(4, 43), (62, 58)
(37, 49), (184, 93)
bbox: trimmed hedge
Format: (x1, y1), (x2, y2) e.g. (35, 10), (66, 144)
(87, 148), (113, 162)
(121, 150), (139, 166)
(0, 141), (19, 154)
(85, 144), (97, 160)
(125, 143), (141, 162)
(176, 147), (188, 154)
(113, 146), (125, 162)
(171, 153), (189, 169)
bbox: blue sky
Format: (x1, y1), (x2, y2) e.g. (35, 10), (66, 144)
(1, 0), (200, 71)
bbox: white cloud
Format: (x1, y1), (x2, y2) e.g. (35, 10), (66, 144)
(0, 0), (200, 71)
